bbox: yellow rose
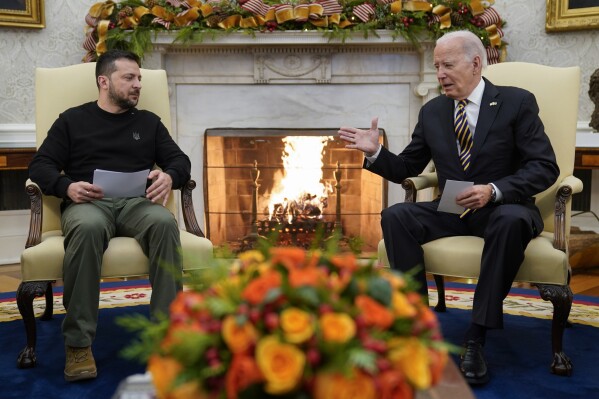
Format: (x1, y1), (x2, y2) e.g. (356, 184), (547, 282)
(238, 249), (265, 264)
(256, 335), (306, 394)
(319, 313), (356, 343)
(280, 307), (314, 344)
(222, 315), (258, 354)
(391, 291), (417, 318)
(388, 337), (431, 389)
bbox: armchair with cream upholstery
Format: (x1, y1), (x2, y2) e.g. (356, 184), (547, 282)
(378, 62), (581, 376)
(17, 63), (213, 368)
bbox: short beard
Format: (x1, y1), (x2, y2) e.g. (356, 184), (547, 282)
(108, 87), (139, 110)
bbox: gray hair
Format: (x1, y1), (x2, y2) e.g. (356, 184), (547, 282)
(436, 30), (488, 69)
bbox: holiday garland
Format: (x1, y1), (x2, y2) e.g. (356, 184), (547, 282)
(83, 0), (506, 62)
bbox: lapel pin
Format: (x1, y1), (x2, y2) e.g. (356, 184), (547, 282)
(489, 101), (497, 106)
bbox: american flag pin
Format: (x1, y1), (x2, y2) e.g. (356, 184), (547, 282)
(490, 101), (497, 106)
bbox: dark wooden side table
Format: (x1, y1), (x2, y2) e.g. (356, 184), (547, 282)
(573, 147), (599, 212)
(0, 148), (35, 210)
(0, 147), (35, 170)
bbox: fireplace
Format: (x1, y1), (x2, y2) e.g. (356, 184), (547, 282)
(204, 128), (386, 253)
(142, 32), (437, 255)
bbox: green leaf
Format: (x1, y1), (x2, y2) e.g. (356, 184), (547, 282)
(293, 285), (321, 307)
(348, 347), (378, 374)
(116, 313), (169, 363)
(367, 276), (392, 306)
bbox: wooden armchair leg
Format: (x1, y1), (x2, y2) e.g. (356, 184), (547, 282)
(433, 274), (447, 312)
(40, 282), (54, 321)
(16, 281), (53, 369)
(537, 283), (573, 376)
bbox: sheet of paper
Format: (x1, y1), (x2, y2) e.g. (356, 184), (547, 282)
(93, 169), (150, 198)
(437, 179), (474, 214)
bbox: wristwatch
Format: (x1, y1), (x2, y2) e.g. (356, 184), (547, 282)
(489, 184), (497, 203)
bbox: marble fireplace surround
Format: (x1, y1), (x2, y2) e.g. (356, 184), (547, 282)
(143, 31), (437, 235)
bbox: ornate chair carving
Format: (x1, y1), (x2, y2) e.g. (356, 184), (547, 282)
(17, 63), (214, 368)
(378, 62), (581, 376)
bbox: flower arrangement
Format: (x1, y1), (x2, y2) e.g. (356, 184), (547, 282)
(123, 245), (449, 399)
(83, 0), (506, 63)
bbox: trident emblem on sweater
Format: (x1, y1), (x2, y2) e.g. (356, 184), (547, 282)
(132, 132), (140, 140)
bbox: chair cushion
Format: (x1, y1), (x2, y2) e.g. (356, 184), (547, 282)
(378, 232), (568, 286)
(20, 230), (213, 282)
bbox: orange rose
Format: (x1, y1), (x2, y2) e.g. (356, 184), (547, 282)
(222, 315), (258, 354)
(428, 348), (448, 386)
(241, 269), (282, 305)
(319, 313), (356, 343)
(256, 335), (305, 394)
(329, 252), (359, 272)
(326, 270), (352, 293)
(148, 355), (182, 399)
(225, 354), (264, 399)
(377, 369), (413, 399)
(269, 247), (306, 270)
(288, 266), (325, 288)
(355, 295), (394, 329)
(313, 370), (376, 399)
(280, 307), (314, 344)
(169, 291), (206, 321)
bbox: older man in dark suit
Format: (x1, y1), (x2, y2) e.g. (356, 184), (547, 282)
(338, 30), (559, 385)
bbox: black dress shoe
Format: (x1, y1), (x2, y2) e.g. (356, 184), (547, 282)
(460, 340), (490, 385)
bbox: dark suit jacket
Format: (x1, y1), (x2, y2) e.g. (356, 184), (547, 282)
(366, 78), (559, 205)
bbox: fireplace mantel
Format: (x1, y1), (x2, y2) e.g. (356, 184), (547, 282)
(144, 31), (438, 234)
(144, 30), (438, 103)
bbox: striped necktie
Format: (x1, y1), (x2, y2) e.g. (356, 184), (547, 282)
(455, 99), (473, 171)
(455, 100), (474, 218)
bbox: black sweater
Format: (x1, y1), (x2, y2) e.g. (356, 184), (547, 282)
(29, 101), (191, 199)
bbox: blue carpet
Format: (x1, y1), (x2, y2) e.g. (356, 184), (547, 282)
(1, 282), (598, 398)
(434, 282), (599, 398)
(0, 305), (148, 399)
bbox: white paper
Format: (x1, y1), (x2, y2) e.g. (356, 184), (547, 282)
(437, 179), (474, 214)
(93, 169), (150, 198)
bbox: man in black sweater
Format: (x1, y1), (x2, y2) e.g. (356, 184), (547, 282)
(29, 50), (191, 382)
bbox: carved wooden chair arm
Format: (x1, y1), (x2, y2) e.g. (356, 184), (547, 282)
(25, 179), (43, 249)
(552, 175), (583, 252)
(402, 172), (439, 203)
(180, 179), (205, 238)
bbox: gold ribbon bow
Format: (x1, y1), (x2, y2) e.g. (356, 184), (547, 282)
(119, 6), (151, 29)
(174, 7), (200, 27)
(469, 0), (485, 16)
(403, 1), (432, 12)
(88, 1), (115, 21)
(85, 1), (116, 57)
(390, 1), (402, 14)
(432, 5), (451, 29)
(485, 24), (502, 47)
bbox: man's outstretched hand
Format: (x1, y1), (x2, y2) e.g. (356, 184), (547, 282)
(338, 117), (381, 157)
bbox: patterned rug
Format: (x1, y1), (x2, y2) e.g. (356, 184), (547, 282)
(2, 280), (598, 326)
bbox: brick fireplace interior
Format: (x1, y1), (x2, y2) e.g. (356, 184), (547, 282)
(204, 128), (387, 255)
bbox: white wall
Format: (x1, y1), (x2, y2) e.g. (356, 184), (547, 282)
(1, 1), (599, 263)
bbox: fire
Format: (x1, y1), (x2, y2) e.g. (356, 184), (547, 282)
(267, 136), (333, 224)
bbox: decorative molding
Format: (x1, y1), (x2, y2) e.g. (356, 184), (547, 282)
(0, 124), (35, 148)
(254, 53), (331, 84)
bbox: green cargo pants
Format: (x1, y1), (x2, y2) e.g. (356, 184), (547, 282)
(60, 197), (182, 347)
